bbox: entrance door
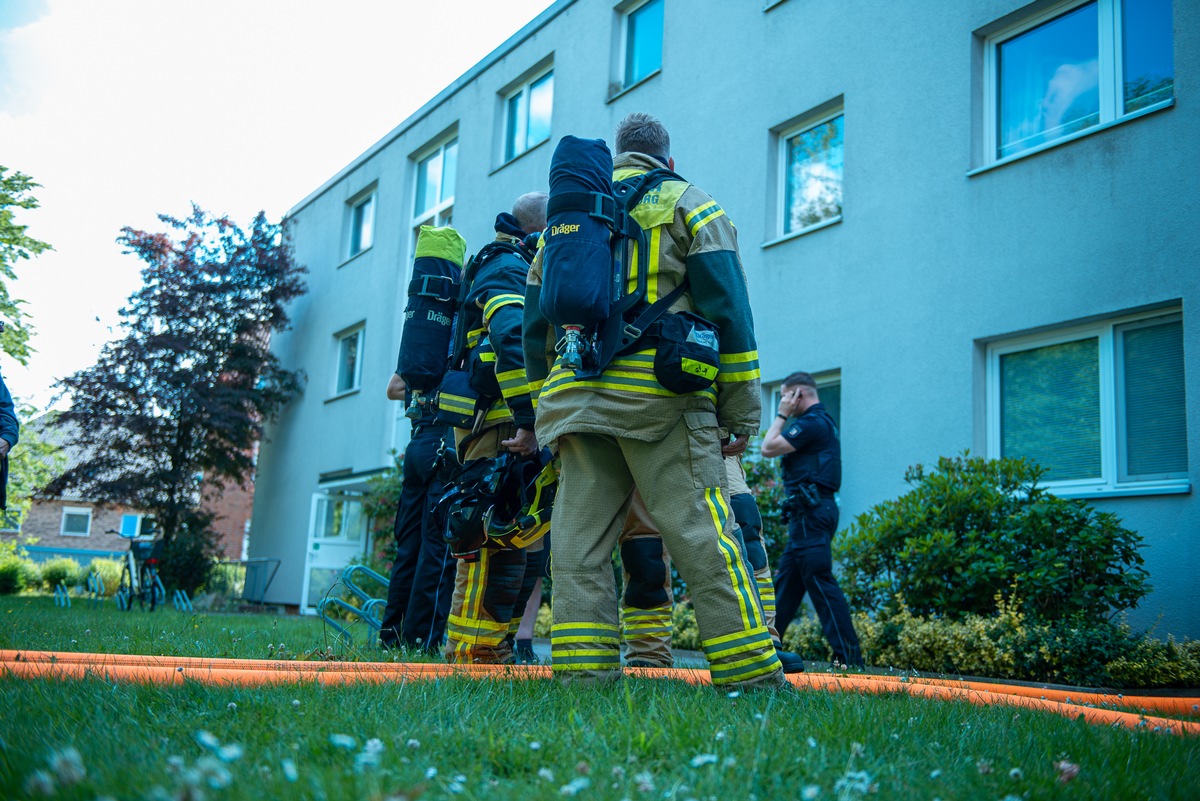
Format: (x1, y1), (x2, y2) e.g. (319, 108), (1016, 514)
(300, 489), (370, 614)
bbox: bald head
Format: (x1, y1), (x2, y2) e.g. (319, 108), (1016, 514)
(512, 192), (548, 234)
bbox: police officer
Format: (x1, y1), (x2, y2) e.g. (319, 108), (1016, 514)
(761, 371), (863, 666)
(0, 365), (18, 512)
(525, 113), (784, 689)
(443, 193), (547, 664)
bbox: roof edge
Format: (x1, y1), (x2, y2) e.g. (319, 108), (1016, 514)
(285, 0), (577, 220)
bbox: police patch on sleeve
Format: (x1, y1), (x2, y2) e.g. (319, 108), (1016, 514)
(786, 424), (801, 439)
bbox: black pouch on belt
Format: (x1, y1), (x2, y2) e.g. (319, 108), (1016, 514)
(653, 311), (720, 394)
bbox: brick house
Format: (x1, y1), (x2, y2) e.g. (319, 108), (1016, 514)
(1, 415), (253, 563)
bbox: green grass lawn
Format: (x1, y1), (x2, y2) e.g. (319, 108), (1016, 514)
(2, 595), (1198, 800)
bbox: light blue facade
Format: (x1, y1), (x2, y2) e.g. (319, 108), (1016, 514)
(255, 0), (1199, 637)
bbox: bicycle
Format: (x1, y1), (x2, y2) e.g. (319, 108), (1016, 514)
(112, 529), (165, 611)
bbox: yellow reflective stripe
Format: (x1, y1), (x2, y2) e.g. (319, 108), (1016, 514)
(720, 351), (758, 363)
(701, 625), (772, 650)
(686, 201), (725, 236)
(553, 621), (620, 633)
(483, 401), (512, 423)
(438, 394), (476, 415)
(710, 656), (782, 685)
(479, 352), (496, 363)
(552, 648), (619, 657)
(718, 369), (760, 382)
(467, 327), (487, 348)
(705, 488), (760, 631)
(483, 293), (524, 323)
(718, 351), (759, 383)
(647, 225), (661, 302)
(539, 377), (717, 402)
(447, 613), (509, 632)
(550, 635), (622, 645)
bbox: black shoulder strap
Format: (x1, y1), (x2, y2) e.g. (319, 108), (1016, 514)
(449, 240), (528, 368)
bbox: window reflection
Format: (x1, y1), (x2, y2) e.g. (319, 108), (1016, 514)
(1122, 0), (1174, 113)
(784, 115), (843, 235)
(625, 0), (663, 86)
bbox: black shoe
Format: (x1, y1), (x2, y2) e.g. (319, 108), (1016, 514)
(625, 659), (658, 668)
(514, 639), (537, 664)
(776, 649), (806, 673)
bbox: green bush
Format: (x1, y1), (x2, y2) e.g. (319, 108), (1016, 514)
(158, 514), (220, 595)
(0, 556), (26, 594)
(835, 453), (1149, 625)
(18, 558), (42, 591)
(83, 557), (123, 597)
(41, 557), (82, 590)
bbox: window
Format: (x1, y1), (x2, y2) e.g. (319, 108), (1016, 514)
(1, 509), (22, 533)
(504, 70), (554, 162)
(621, 0), (664, 88)
(314, 492), (368, 542)
(987, 309), (1187, 495)
(347, 191), (375, 259)
(61, 507), (92, 537)
(120, 514), (157, 538)
(779, 110), (844, 237)
(984, 0), (1173, 163)
(411, 137), (458, 255)
(334, 326), (364, 396)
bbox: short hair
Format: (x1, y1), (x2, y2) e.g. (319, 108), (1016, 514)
(512, 192), (548, 233)
(781, 372), (818, 391)
(615, 112), (671, 162)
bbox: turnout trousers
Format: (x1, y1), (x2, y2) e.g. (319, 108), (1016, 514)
(379, 424), (457, 651)
(773, 499), (863, 666)
(550, 414), (783, 688)
(443, 425), (542, 664)
(619, 493), (674, 667)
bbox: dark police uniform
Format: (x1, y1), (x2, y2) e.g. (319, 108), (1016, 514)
(774, 402), (863, 666)
(379, 371), (457, 652)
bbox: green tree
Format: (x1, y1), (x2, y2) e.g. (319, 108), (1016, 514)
(2, 406), (65, 534)
(45, 207), (307, 593)
(0, 166), (52, 365)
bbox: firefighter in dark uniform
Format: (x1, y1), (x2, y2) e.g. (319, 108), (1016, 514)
(443, 193), (547, 664)
(379, 227), (466, 652)
(761, 371), (863, 666)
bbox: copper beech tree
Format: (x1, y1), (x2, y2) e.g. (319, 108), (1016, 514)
(46, 207), (307, 592)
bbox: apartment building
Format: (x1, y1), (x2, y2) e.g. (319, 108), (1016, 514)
(253, 0), (1198, 637)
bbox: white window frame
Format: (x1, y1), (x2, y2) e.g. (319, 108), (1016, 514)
(986, 307), (1189, 498)
(332, 324), (365, 398)
(618, 0), (664, 90)
(61, 506), (92, 537)
(346, 188), (376, 260)
(503, 67), (554, 163)
(409, 136), (458, 261)
(775, 107), (845, 241)
(980, 0), (1175, 169)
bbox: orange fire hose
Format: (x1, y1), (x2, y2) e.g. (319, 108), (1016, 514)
(3, 650), (1196, 735)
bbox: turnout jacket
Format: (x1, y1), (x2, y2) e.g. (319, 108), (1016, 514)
(460, 228), (537, 432)
(525, 152), (761, 444)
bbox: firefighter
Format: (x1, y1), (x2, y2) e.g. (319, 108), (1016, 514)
(525, 113), (785, 690)
(443, 193), (547, 665)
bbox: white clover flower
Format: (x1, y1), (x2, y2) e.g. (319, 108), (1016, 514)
(329, 734), (357, 750)
(425, 767), (438, 779)
(560, 777), (591, 796)
(612, 766), (626, 779)
(227, 702), (237, 711)
(364, 738), (385, 755)
(806, 737), (817, 748)
(721, 757), (736, 769)
(217, 744), (243, 763)
(539, 766), (557, 781)
(292, 699), (301, 708)
(23, 770), (55, 796)
(454, 774), (467, 783)
(530, 741), (542, 750)
(929, 769), (942, 779)
(49, 746), (86, 785)
(195, 731), (221, 751)
(976, 759), (993, 775)
(634, 770), (655, 792)
(448, 781), (465, 794)
(714, 730), (727, 741)
(833, 770), (873, 797)
(689, 754), (718, 768)
(197, 756), (232, 789)
(726, 690), (741, 699)
(406, 738), (421, 749)
(753, 713), (765, 721)
(801, 785), (820, 800)
(354, 751), (381, 773)
(167, 755), (186, 772)
(282, 759), (298, 783)
(1009, 768), (1023, 781)
(850, 742), (865, 758)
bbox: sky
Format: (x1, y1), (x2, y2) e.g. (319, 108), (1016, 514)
(0, 0), (557, 411)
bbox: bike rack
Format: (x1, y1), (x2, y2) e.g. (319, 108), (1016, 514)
(86, 573), (105, 608)
(53, 583), (71, 608)
(316, 564), (389, 645)
(172, 589), (193, 611)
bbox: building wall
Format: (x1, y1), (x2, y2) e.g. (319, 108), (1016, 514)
(17, 500), (133, 560)
(202, 480), (253, 560)
(256, 0), (1199, 636)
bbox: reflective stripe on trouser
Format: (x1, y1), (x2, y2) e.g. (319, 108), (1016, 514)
(728, 490), (779, 642)
(550, 416), (781, 687)
(755, 565), (780, 642)
(619, 492), (673, 668)
(445, 546), (527, 663)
